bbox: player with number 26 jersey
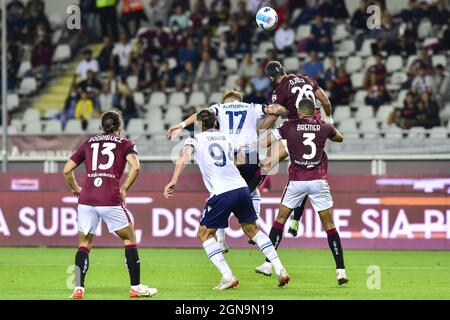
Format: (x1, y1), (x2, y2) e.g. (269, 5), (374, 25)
(71, 134), (137, 206)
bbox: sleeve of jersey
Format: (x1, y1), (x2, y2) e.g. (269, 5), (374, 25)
(328, 124), (337, 139)
(209, 104), (219, 116)
(70, 144), (85, 165)
(272, 128), (284, 141)
(254, 103), (268, 118)
(273, 123), (288, 140)
(184, 137), (196, 149)
(125, 141), (138, 156)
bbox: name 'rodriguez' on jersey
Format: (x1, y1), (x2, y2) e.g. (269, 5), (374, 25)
(70, 132), (138, 206)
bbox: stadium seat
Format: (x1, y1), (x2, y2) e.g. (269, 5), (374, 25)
(364, 56), (376, 70)
(257, 41), (274, 53)
(384, 126), (403, 139)
(10, 119), (23, 133)
(408, 127), (426, 139)
(333, 106), (351, 123)
(355, 107), (374, 121)
(22, 108), (40, 123)
(17, 61), (31, 78)
(164, 107), (183, 125)
(428, 127), (448, 139)
(86, 119), (102, 134)
(336, 40), (355, 57)
(389, 71), (408, 86)
(43, 120), (63, 134)
(376, 105), (394, 124)
(126, 76), (138, 91)
(386, 55), (403, 73)
(216, 25), (230, 35)
(345, 56), (363, 74)
(338, 119), (358, 133)
(148, 91), (167, 107)
(188, 92), (207, 106)
(353, 90), (367, 104)
(48, 13), (64, 28)
(126, 118), (146, 135)
(147, 118), (166, 135)
(295, 25), (311, 41)
(432, 55), (447, 67)
(333, 24), (349, 42)
(145, 106), (163, 121)
(225, 74), (239, 88)
(223, 58), (238, 73)
(168, 92), (186, 106)
(19, 77), (38, 95)
(7, 94), (20, 111)
(440, 103), (450, 124)
(44, 108), (60, 119)
(358, 39), (375, 57)
(209, 92), (223, 104)
(283, 57), (300, 72)
(53, 44), (71, 62)
(418, 20), (432, 39)
(406, 55), (418, 69)
(65, 119), (83, 134)
(395, 89), (408, 107)
(133, 92), (145, 106)
(359, 119), (379, 137)
(350, 72), (364, 89)
(24, 121), (42, 134)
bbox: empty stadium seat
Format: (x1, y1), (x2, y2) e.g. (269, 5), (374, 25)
(53, 44), (71, 62)
(406, 55), (418, 69)
(355, 107), (374, 121)
(338, 119), (358, 133)
(258, 41), (274, 53)
(133, 92), (145, 106)
(336, 40), (355, 57)
(10, 119), (23, 133)
(440, 103), (450, 124)
(22, 108), (40, 123)
(44, 108), (60, 119)
(43, 120), (63, 134)
(432, 55), (447, 67)
(333, 24), (349, 42)
(333, 106), (351, 123)
(188, 92), (206, 106)
(147, 118), (166, 135)
(145, 106), (163, 121)
(351, 72), (364, 89)
(345, 56), (363, 74)
(359, 119), (379, 136)
(126, 76), (138, 91)
(164, 107), (183, 125)
(418, 20), (432, 39)
(358, 39), (375, 57)
(149, 92), (167, 107)
(408, 127), (426, 139)
(364, 56), (376, 69)
(384, 126), (403, 139)
(284, 57), (300, 72)
(225, 74), (239, 88)
(428, 127), (448, 139)
(86, 119), (102, 134)
(126, 118), (146, 135)
(168, 92), (186, 106)
(209, 92), (223, 104)
(395, 89), (408, 107)
(223, 58), (238, 73)
(386, 55), (403, 73)
(19, 77), (38, 95)
(7, 94), (20, 111)
(389, 71), (408, 86)
(295, 25), (311, 41)
(353, 90), (367, 104)
(17, 61), (31, 78)
(376, 105), (394, 124)
(24, 121), (42, 134)
(65, 119), (83, 133)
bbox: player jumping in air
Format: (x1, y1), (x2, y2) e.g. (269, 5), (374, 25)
(259, 98), (348, 285)
(264, 60), (335, 237)
(167, 90), (278, 253)
(164, 109), (289, 289)
(63, 111), (157, 299)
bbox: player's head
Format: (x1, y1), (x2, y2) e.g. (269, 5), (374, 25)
(222, 89), (243, 103)
(297, 98), (315, 117)
(197, 108), (216, 132)
(265, 61), (286, 83)
(101, 110), (122, 134)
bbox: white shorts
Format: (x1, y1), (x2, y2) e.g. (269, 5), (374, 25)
(281, 179), (333, 212)
(77, 204), (131, 235)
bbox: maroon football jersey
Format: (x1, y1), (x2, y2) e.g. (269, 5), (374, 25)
(271, 74), (320, 120)
(274, 117), (336, 181)
(70, 133), (137, 206)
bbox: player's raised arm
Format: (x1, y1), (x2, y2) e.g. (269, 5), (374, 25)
(264, 103), (288, 116)
(63, 159), (81, 197)
(329, 127), (344, 143)
(315, 87), (333, 122)
(120, 153), (141, 202)
(259, 129), (278, 148)
(167, 112), (198, 139)
(164, 145), (193, 198)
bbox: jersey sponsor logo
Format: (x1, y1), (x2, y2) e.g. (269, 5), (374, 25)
(271, 94), (277, 103)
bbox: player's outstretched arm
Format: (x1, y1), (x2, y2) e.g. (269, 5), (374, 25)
(63, 159), (81, 197)
(315, 87), (333, 123)
(260, 130), (277, 148)
(120, 153), (141, 202)
(264, 104), (288, 117)
(329, 128), (344, 143)
(167, 113), (198, 139)
(164, 146), (193, 198)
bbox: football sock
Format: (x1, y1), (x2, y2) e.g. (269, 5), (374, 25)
(293, 196), (307, 222)
(252, 231), (284, 276)
(251, 188), (261, 217)
(203, 238), (233, 280)
(265, 221), (285, 263)
(75, 246), (89, 287)
(326, 228), (345, 269)
(125, 244), (141, 286)
(216, 228), (226, 243)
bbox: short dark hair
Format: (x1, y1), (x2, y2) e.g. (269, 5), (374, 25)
(265, 61), (286, 79)
(197, 108), (216, 131)
(101, 110), (122, 133)
(298, 98), (315, 114)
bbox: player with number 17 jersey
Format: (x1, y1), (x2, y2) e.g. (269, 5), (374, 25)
(70, 134), (137, 206)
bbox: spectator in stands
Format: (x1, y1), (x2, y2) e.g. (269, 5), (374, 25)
(415, 91), (440, 128)
(7, 42), (21, 91)
(398, 92), (418, 129)
(411, 66), (434, 95)
(327, 65), (352, 105)
(7, 0), (27, 43)
(365, 83), (391, 112)
(60, 86), (78, 127)
(233, 0), (253, 25)
(324, 56), (339, 82)
(434, 64), (450, 108)
(97, 0), (119, 42)
(99, 80), (115, 113)
(25, 0), (51, 43)
(75, 91), (95, 129)
(77, 70), (102, 109)
(169, 4), (189, 29)
(158, 60), (176, 90)
(80, 0), (97, 42)
(138, 60), (158, 91)
(149, 0), (171, 25)
(239, 53), (258, 80)
(228, 17), (252, 54)
(112, 33), (133, 74)
(294, 0), (330, 26)
(363, 54), (387, 90)
(115, 83), (139, 126)
(76, 49), (99, 80)
(274, 21), (295, 55)
(251, 67), (271, 92)
(430, 0), (450, 26)
(210, 0), (231, 26)
(177, 61), (196, 93)
(190, 0), (209, 31)
(120, 0), (148, 38)
(97, 36), (114, 72)
(196, 51), (219, 93)
(177, 37), (200, 68)
(303, 51), (324, 84)
(29, 36), (52, 85)
(440, 17), (450, 50)
(141, 21), (171, 59)
(309, 15), (333, 55)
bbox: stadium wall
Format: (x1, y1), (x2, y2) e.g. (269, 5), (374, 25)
(0, 173), (448, 250)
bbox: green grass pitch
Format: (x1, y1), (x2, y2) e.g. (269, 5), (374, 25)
(0, 247), (449, 300)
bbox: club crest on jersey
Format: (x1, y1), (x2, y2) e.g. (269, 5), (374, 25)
(272, 94), (277, 103)
(94, 177), (103, 187)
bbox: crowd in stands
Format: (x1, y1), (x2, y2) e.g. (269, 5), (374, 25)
(4, 0), (450, 138)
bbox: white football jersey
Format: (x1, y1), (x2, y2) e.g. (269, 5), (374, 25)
(184, 131), (248, 196)
(209, 100), (266, 152)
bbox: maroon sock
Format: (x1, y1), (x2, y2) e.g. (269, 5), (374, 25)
(265, 221), (285, 263)
(326, 228), (345, 269)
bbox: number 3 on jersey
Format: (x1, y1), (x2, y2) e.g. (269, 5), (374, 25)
(302, 133), (316, 160)
(91, 142), (116, 171)
(291, 84), (315, 109)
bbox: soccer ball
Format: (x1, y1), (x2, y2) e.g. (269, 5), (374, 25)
(256, 7), (278, 31)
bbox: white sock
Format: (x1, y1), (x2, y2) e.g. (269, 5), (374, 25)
(202, 238), (233, 280)
(216, 228), (226, 243)
(252, 231), (284, 276)
(251, 189), (261, 217)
